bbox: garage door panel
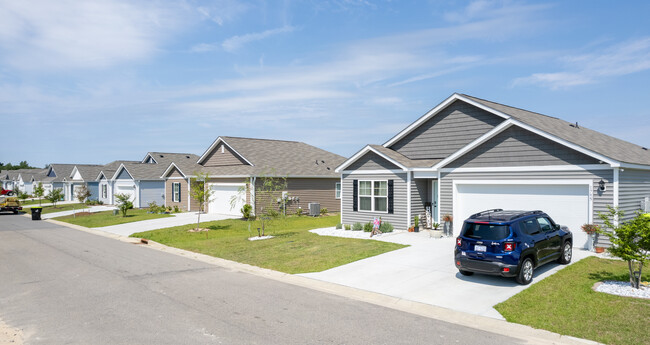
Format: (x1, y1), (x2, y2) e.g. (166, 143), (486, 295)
(455, 183), (590, 249)
(208, 184), (245, 216)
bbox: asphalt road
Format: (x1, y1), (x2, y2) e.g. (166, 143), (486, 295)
(0, 215), (524, 344)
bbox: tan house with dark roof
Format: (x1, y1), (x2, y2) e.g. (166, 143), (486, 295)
(161, 136), (345, 217)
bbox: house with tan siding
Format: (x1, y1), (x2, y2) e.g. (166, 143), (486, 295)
(161, 136), (345, 217)
(337, 93), (650, 249)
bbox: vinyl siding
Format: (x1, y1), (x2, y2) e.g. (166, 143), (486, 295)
(341, 172), (408, 229)
(87, 182), (99, 201)
(388, 100), (504, 160)
(440, 169), (614, 247)
(252, 178), (340, 216)
(140, 181), (165, 207)
(202, 143), (249, 167)
(619, 169), (650, 222)
(165, 177), (188, 211)
(446, 126), (601, 168)
(116, 169), (133, 180)
(411, 178), (428, 226)
(347, 151), (401, 170)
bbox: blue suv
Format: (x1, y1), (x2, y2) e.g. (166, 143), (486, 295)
(454, 209), (573, 285)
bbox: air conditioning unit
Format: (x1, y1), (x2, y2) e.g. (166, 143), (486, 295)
(308, 203), (320, 217)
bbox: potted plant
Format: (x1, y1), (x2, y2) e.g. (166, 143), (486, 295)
(442, 214), (453, 237)
(408, 226), (414, 232)
(414, 215), (420, 232)
(432, 222), (440, 230)
(580, 223), (600, 251)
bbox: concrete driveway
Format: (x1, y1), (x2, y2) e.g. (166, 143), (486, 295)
(301, 229), (594, 319)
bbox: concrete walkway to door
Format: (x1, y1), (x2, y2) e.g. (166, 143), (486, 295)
(300, 228), (594, 319)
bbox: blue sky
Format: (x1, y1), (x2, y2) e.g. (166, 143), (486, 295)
(2, 0), (650, 167)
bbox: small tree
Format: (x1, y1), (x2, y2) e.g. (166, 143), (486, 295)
(190, 172), (214, 236)
(75, 184), (92, 203)
(46, 188), (64, 208)
(33, 182), (44, 206)
(114, 193), (134, 217)
(598, 206), (650, 289)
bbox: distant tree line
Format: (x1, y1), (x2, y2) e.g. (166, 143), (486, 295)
(0, 161), (38, 170)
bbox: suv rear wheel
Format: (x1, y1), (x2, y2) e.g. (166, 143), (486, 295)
(558, 241), (572, 264)
(516, 258), (534, 285)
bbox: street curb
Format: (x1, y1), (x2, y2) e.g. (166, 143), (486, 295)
(45, 219), (601, 345)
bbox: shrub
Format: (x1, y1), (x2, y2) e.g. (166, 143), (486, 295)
(363, 222), (373, 232)
(114, 193), (134, 217)
(380, 221), (394, 233)
(266, 209), (280, 218)
(173, 205), (180, 213)
(295, 207), (303, 217)
(320, 207), (328, 215)
(336, 223), (342, 230)
(240, 204), (253, 219)
(148, 201), (158, 214)
(344, 224), (351, 230)
(352, 222), (363, 231)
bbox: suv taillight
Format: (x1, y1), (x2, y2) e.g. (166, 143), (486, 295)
(504, 242), (516, 252)
(456, 237), (462, 247)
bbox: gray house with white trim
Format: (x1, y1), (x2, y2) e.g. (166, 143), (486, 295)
(337, 93), (650, 249)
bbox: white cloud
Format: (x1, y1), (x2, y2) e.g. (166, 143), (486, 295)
(222, 25), (296, 52)
(0, 0), (188, 70)
(196, 1), (252, 26)
(513, 37), (650, 89)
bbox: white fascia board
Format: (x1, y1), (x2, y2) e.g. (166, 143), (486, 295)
(433, 120), (514, 170)
(342, 169), (406, 175)
(95, 171), (106, 181)
(454, 179), (594, 186)
(619, 162), (650, 170)
(413, 171), (439, 179)
(160, 162), (186, 179)
(440, 164), (612, 173)
(70, 166), (79, 179)
(508, 118), (619, 167)
(196, 137), (254, 166)
(335, 145), (407, 172)
(383, 93), (511, 148)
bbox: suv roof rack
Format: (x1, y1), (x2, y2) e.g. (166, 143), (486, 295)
(511, 210), (544, 220)
(469, 209), (503, 219)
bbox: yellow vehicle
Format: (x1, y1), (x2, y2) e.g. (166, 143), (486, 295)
(0, 195), (22, 214)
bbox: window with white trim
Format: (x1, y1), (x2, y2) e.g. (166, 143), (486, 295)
(172, 182), (181, 202)
(335, 182), (341, 199)
(101, 184), (107, 198)
(358, 180), (387, 212)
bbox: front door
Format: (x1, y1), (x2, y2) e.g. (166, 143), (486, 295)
(432, 180), (438, 223)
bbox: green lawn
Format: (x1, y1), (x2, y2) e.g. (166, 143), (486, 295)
(495, 257), (650, 345)
(55, 208), (172, 227)
(132, 215), (407, 274)
(19, 199), (46, 206)
(36, 203), (91, 214)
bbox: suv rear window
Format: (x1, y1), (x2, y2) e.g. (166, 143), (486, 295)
(462, 222), (510, 240)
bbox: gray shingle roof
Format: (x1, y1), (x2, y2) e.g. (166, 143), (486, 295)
(72, 165), (104, 182)
(115, 153), (200, 181)
(369, 145), (442, 168)
(462, 94), (650, 166)
(198, 137), (345, 177)
(48, 164), (78, 182)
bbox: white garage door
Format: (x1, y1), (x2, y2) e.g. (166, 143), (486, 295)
(454, 183), (591, 249)
(208, 184), (245, 216)
(115, 184), (136, 203)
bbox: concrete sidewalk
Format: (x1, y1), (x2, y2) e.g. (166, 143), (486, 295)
(93, 212), (236, 236)
(41, 205), (116, 219)
(301, 228), (595, 319)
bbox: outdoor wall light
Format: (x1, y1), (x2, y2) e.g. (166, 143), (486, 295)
(598, 179), (606, 192)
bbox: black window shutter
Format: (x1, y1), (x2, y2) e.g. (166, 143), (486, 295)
(387, 180), (394, 214)
(352, 180), (358, 211)
(178, 182), (181, 202)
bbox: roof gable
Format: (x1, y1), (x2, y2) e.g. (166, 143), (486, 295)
(197, 137), (253, 166)
(387, 99), (505, 160)
(47, 168), (56, 177)
(200, 141), (250, 168)
(445, 125), (601, 169)
(115, 167), (133, 180)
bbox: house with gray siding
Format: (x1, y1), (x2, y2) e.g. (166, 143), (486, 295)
(337, 93), (650, 249)
(69, 165), (104, 201)
(160, 136), (345, 217)
(98, 153), (198, 208)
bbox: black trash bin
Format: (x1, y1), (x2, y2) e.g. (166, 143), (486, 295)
(31, 207), (42, 220)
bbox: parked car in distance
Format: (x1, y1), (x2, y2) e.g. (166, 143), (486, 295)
(454, 209), (573, 285)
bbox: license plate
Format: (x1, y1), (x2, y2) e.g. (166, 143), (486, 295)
(474, 245), (487, 252)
